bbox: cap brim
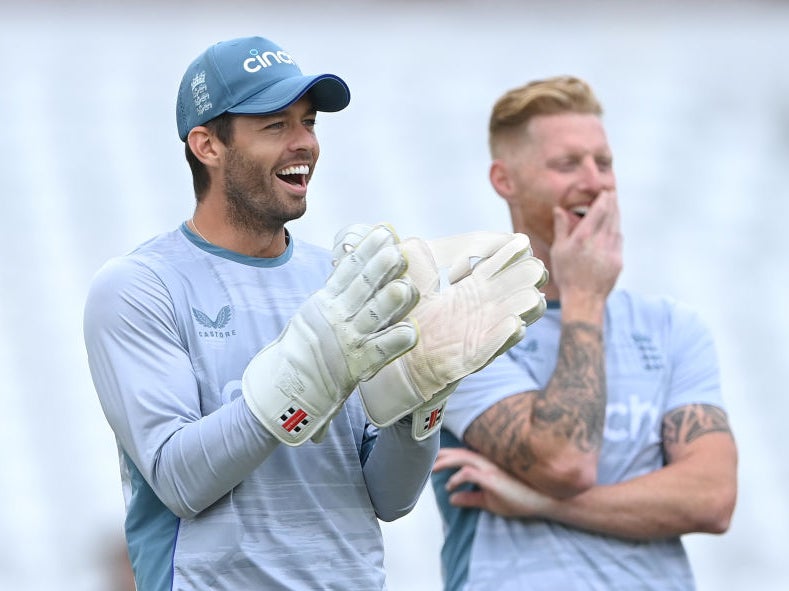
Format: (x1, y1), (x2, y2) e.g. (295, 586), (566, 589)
(227, 74), (350, 116)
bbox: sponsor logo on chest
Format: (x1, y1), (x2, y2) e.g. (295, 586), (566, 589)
(192, 305), (237, 339)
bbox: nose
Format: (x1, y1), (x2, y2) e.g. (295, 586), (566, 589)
(287, 123), (319, 153)
(577, 157), (606, 194)
(578, 155), (615, 195)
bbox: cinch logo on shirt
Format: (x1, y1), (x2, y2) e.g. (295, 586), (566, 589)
(192, 305), (237, 339)
(243, 48), (296, 73)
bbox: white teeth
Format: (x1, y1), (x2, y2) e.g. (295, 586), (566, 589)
(279, 165), (309, 176)
(572, 206), (589, 216)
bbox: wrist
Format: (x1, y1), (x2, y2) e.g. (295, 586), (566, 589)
(558, 291), (607, 324)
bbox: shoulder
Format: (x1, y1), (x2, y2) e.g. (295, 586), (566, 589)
(88, 254), (164, 301)
(88, 233), (180, 295)
(608, 288), (718, 374)
(85, 231), (185, 324)
(608, 289), (709, 330)
(609, 288), (676, 314)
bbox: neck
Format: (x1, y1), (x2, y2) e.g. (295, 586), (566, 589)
(189, 212), (288, 258)
(189, 217), (211, 244)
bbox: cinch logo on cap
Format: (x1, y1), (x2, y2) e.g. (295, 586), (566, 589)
(176, 35), (350, 141)
(243, 48), (296, 73)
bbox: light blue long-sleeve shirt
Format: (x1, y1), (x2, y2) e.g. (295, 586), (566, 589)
(84, 224), (437, 591)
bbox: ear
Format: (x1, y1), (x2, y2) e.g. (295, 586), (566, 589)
(489, 159), (514, 201)
(187, 126), (223, 167)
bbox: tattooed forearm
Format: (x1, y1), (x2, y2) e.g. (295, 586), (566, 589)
(464, 321), (607, 481)
(534, 322), (606, 452)
(465, 394), (540, 477)
(663, 404), (732, 446)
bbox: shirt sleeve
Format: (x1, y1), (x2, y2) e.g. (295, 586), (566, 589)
(665, 300), (725, 411)
(361, 417), (439, 521)
(83, 256), (278, 518)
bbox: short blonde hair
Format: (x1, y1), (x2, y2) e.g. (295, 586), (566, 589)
(489, 76), (602, 157)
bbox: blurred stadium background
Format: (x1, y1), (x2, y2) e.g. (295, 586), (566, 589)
(1, 0), (787, 589)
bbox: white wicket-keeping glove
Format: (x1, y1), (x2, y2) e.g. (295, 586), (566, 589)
(242, 225), (419, 446)
(334, 225), (548, 440)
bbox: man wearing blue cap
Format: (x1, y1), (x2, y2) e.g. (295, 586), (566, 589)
(83, 36), (549, 590)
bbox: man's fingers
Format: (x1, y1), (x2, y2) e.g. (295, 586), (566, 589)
(446, 464), (481, 492)
(448, 490), (486, 509)
(580, 190), (619, 236)
(434, 447), (488, 472)
(601, 190), (622, 237)
(579, 191), (609, 233)
(586, 191), (623, 256)
(553, 206), (570, 241)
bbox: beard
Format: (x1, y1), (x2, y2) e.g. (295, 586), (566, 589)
(223, 146), (308, 235)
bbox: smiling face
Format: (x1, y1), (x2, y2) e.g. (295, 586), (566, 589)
(491, 112), (615, 258)
(221, 96), (320, 234)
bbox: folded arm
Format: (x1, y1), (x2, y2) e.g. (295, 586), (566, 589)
(436, 403), (738, 539)
(464, 318), (607, 498)
(464, 188), (623, 498)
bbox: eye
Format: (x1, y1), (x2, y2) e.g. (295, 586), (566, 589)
(596, 156), (613, 172)
(265, 121), (286, 131)
(551, 158), (578, 172)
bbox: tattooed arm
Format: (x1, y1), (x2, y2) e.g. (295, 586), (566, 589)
(464, 320), (607, 498)
(437, 403), (738, 538)
(461, 191), (622, 498)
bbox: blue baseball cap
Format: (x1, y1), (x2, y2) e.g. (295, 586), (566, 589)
(176, 36), (351, 141)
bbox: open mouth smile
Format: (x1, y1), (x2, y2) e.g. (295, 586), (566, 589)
(571, 205), (589, 218)
(276, 164), (310, 187)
